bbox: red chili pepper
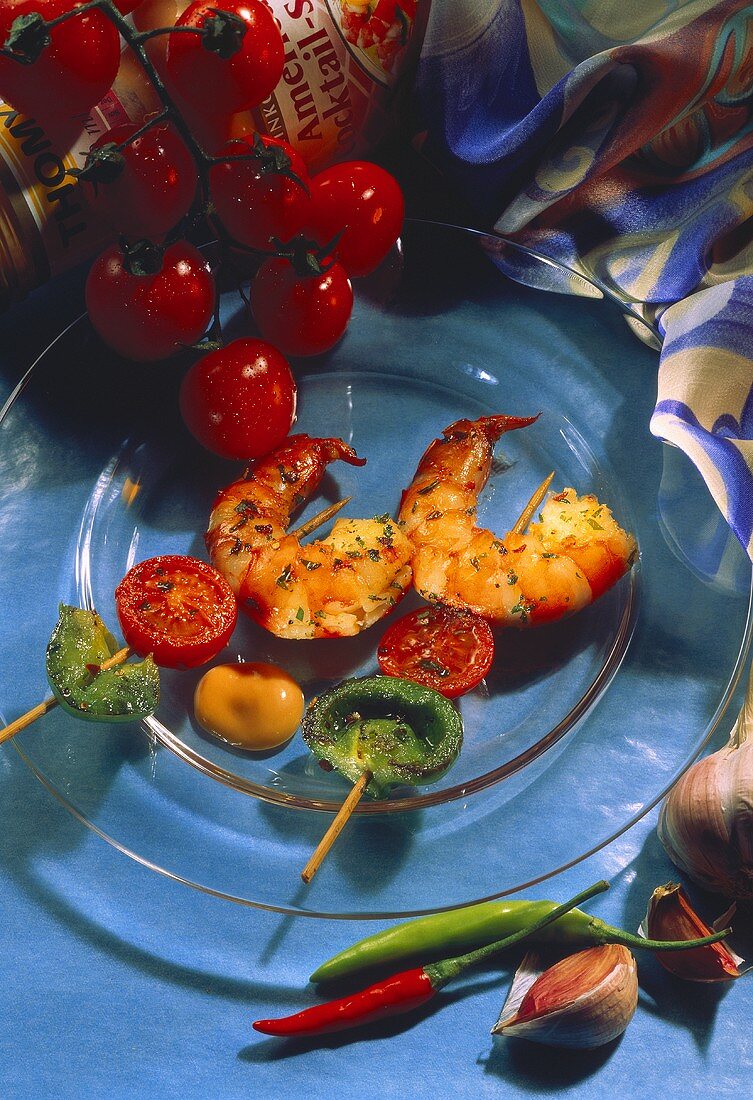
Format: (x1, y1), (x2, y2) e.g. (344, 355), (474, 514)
(253, 967), (435, 1036)
(253, 881), (611, 1039)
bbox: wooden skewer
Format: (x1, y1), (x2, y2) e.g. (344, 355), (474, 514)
(0, 499), (352, 746)
(301, 770), (372, 884)
(511, 471), (555, 535)
(0, 645), (132, 745)
(299, 476), (558, 884)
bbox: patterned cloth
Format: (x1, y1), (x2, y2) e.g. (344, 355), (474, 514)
(416, 0), (753, 558)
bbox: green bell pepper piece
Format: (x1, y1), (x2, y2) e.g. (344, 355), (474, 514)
(302, 675), (463, 798)
(45, 604), (159, 722)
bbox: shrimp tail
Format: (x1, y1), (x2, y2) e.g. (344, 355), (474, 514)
(444, 413), (540, 445)
(313, 438), (367, 468)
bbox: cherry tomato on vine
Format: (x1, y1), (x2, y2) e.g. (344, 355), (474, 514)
(165, 0), (284, 118)
(84, 122), (197, 240)
(377, 604), (495, 698)
(85, 241), (215, 362)
(306, 162), (405, 278)
(0, 0), (120, 119)
(209, 135), (311, 251)
(115, 555), (238, 669)
(180, 338), (297, 460)
(250, 253), (353, 357)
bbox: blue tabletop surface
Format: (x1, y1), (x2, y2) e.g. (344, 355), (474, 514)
(1, 270), (751, 1100)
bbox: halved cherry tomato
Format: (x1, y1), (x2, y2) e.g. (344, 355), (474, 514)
(115, 555), (238, 669)
(377, 604), (494, 698)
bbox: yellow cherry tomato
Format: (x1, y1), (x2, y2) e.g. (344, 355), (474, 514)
(194, 662), (304, 751)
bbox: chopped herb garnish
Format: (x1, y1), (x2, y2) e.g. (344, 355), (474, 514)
(419, 658), (450, 678)
(155, 580), (174, 592)
(276, 565), (293, 590)
(295, 607), (305, 621)
(367, 548), (381, 562)
(417, 480), (439, 496)
(278, 465), (299, 484)
(301, 559), (321, 571)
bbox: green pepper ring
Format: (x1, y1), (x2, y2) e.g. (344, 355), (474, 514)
(45, 604), (160, 723)
(302, 675), (463, 799)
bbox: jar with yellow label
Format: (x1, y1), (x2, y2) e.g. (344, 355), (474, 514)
(0, 48), (159, 308)
(0, 0), (428, 306)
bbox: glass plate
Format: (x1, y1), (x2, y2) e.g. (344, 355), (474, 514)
(1, 221), (750, 917)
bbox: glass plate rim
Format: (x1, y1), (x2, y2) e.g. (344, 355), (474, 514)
(2, 219), (750, 918)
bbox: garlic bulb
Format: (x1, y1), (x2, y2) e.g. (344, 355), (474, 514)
(659, 671), (753, 899)
(640, 882), (743, 982)
(492, 945), (638, 1049)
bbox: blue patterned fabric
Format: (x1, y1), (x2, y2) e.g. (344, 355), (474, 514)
(416, 0), (753, 557)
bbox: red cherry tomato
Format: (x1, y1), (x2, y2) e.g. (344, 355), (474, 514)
(250, 254), (353, 357)
(84, 122), (197, 240)
(180, 338), (297, 460)
(115, 555), (238, 669)
(85, 241), (215, 363)
(0, 0), (120, 119)
(166, 0), (284, 118)
(377, 604), (495, 698)
(209, 135), (311, 250)
(306, 162), (404, 277)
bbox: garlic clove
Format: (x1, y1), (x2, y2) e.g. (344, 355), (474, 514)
(492, 945), (638, 1050)
(658, 676), (753, 901)
(640, 882), (743, 982)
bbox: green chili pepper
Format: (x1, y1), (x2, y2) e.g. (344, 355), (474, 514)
(45, 604), (159, 722)
(302, 675), (463, 799)
(310, 896), (729, 984)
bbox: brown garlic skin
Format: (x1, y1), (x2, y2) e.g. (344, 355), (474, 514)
(492, 945), (638, 1049)
(658, 704), (753, 900)
(642, 882), (742, 982)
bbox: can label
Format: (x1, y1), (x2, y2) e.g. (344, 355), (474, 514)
(255, 0), (422, 171)
(0, 90), (135, 281)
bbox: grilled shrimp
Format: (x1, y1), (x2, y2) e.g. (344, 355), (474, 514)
(398, 415), (637, 627)
(206, 435), (412, 639)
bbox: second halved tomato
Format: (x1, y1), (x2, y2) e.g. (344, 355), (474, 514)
(377, 604), (494, 698)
